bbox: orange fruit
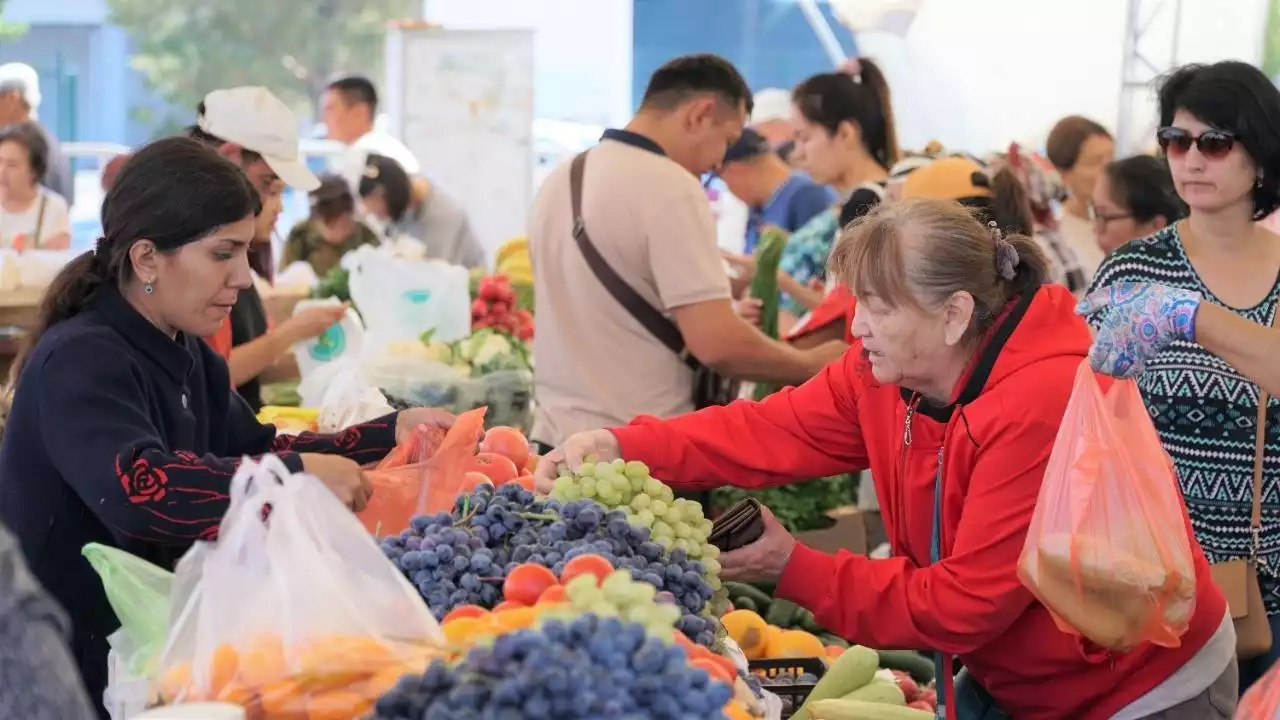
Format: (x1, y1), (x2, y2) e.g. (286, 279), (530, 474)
(442, 617), (489, 646)
(442, 604), (489, 624)
(157, 662), (194, 703)
(209, 643), (240, 696)
(503, 564), (559, 606)
(491, 606), (540, 633)
(259, 678), (308, 718)
(239, 635), (288, 686)
(307, 690), (374, 720)
(691, 657), (736, 685)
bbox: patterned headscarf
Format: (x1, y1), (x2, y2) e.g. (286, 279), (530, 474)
(984, 143), (1066, 230)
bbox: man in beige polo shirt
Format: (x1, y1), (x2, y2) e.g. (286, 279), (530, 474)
(529, 54), (842, 449)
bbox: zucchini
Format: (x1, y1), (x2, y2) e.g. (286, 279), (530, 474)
(876, 649), (935, 684)
(797, 609), (824, 634)
(725, 581), (773, 611)
(734, 596), (759, 613)
(818, 633), (849, 649)
(808, 699), (932, 719)
(792, 645), (880, 720)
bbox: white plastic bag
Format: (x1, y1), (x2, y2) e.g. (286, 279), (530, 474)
(363, 352), (534, 431)
(289, 298), (365, 380)
(104, 643), (152, 720)
(298, 359), (394, 433)
(344, 245), (471, 346)
(153, 456), (444, 714)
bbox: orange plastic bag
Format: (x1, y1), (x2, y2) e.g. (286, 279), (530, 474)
(1018, 362), (1197, 651)
(357, 408), (487, 535)
(1238, 662), (1280, 718)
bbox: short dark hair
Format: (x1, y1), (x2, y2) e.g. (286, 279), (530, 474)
(187, 101), (263, 164)
(1104, 155), (1188, 225)
(1045, 115), (1112, 171)
(310, 174), (355, 223)
(0, 122), (48, 183)
(358, 153), (411, 223)
(1158, 60), (1280, 220)
(327, 75), (379, 114)
(640, 54), (752, 115)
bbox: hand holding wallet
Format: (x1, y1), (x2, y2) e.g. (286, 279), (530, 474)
(709, 498), (766, 552)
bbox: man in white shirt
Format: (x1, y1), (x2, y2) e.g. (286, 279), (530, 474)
(321, 75), (419, 184)
(529, 54), (842, 449)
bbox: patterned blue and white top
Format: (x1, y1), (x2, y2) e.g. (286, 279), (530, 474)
(1088, 224), (1280, 614)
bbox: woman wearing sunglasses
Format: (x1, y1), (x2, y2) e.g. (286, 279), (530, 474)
(1086, 59), (1280, 693)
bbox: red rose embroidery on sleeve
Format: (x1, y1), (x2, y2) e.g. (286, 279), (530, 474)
(174, 450), (200, 464)
(115, 455), (169, 503)
(198, 524), (220, 541)
(336, 427), (362, 450)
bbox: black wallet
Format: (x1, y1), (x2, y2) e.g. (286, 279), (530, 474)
(709, 498), (765, 552)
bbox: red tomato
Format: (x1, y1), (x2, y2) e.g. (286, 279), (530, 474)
(559, 554), (613, 586)
(523, 453), (542, 474)
(465, 453), (519, 485)
(503, 565), (559, 606)
(479, 427), (531, 470)
(510, 475), (535, 491)
(492, 600), (526, 612)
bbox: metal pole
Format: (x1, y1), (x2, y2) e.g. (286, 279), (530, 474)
(796, 0), (849, 68)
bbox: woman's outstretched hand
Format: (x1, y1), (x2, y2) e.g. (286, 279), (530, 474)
(534, 430), (621, 494)
(1076, 282), (1202, 378)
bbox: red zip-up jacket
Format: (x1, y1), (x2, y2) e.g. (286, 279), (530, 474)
(613, 285), (1225, 720)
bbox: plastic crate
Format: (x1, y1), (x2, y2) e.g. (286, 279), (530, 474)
(748, 657), (826, 718)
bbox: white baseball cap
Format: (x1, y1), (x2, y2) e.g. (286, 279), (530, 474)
(197, 86), (320, 191)
(750, 88), (792, 126)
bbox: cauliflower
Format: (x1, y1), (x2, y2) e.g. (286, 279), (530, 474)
(470, 331), (514, 368)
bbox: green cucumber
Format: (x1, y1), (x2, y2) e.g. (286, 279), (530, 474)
(876, 649), (935, 684)
(766, 598), (803, 628)
(750, 227), (788, 400)
(734, 596), (759, 613)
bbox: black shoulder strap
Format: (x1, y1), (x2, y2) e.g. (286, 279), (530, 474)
(569, 152), (698, 370)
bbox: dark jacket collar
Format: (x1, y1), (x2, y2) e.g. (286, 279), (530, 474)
(601, 129), (666, 156)
(901, 288), (1039, 422)
(93, 286), (195, 384)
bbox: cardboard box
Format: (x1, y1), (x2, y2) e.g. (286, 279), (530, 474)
(794, 505), (867, 556)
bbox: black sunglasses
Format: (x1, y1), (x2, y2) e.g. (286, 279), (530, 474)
(1156, 126), (1236, 159)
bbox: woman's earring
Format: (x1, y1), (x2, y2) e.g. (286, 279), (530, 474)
(144, 282), (154, 295)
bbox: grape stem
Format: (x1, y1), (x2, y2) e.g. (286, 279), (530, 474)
(519, 512), (559, 522)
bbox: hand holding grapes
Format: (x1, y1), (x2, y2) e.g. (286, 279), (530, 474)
(534, 430), (621, 493)
(720, 505), (797, 582)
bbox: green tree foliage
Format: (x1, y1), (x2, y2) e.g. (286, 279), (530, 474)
(105, 0), (419, 119)
(0, 0), (28, 40)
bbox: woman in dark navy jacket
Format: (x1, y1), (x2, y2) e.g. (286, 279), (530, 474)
(0, 137), (452, 715)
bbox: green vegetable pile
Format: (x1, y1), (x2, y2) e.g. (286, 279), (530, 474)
(712, 474), (858, 533)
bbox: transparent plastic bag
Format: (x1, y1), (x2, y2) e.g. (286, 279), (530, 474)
(153, 456), (446, 717)
(345, 245), (471, 346)
(369, 356), (534, 433)
(83, 543), (174, 677)
(1018, 362), (1196, 651)
(300, 358), (393, 433)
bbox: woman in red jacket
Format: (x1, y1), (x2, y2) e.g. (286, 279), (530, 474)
(537, 198), (1233, 720)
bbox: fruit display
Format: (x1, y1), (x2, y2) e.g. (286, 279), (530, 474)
(493, 236), (533, 286)
(471, 273), (534, 341)
(370, 614), (741, 719)
(254, 406), (318, 434)
(382, 482), (721, 647)
(550, 460), (729, 616)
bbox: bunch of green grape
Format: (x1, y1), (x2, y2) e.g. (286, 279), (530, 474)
(552, 571), (684, 640)
(551, 460), (724, 590)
